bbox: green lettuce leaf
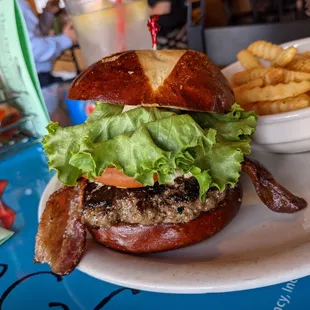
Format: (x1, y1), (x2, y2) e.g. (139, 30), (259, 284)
(86, 102), (124, 122)
(192, 142), (244, 191)
(43, 105), (174, 185)
(43, 103), (257, 199)
(69, 115), (216, 193)
(188, 104), (257, 190)
(190, 103), (257, 143)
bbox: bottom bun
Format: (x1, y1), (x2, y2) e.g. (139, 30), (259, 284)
(87, 183), (242, 254)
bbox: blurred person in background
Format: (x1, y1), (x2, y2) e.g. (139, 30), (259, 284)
(18, 0), (78, 126)
(148, 0), (188, 49)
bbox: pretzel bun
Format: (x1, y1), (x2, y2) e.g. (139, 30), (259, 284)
(67, 50), (234, 113)
(87, 184), (242, 254)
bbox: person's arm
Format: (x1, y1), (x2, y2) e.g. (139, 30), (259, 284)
(29, 33), (72, 63)
(29, 22), (77, 63)
(19, 0), (76, 63)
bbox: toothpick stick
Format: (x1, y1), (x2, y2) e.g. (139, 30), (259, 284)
(147, 15), (160, 50)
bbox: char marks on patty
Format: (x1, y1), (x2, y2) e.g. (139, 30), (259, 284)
(82, 177), (226, 228)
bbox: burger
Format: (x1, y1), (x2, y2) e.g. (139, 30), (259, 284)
(34, 50), (307, 275)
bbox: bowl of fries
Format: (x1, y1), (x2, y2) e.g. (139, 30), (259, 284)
(222, 37), (310, 154)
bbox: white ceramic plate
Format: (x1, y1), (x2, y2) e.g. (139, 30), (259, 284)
(221, 37), (310, 154)
(39, 149), (310, 293)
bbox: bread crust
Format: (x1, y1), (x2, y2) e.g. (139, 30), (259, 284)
(67, 50), (234, 113)
(87, 184), (242, 253)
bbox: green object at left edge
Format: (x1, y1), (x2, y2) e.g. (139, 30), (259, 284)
(0, 227), (14, 246)
(0, 0), (50, 137)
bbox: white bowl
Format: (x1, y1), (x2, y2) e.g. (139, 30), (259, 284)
(253, 107), (310, 153)
(221, 37), (310, 154)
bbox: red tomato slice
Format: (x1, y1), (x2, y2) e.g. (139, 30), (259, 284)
(92, 168), (143, 188)
(84, 168), (159, 188)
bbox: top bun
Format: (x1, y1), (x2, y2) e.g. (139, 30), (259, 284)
(67, 50), (234, 113)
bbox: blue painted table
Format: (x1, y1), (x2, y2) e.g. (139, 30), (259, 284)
(0, 144), (309, 310)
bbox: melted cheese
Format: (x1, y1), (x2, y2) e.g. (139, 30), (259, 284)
(122, 105), (138, 113)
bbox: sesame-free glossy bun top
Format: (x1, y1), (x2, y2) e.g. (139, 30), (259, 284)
(67, 50), (234, 113)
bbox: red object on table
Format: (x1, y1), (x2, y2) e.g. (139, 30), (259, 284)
(0, 180), (16, 229)
(0, 104), (21, 141)
(147, 15), (161, 50)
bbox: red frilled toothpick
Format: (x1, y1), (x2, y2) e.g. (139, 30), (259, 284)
(147, 15), (161, 50)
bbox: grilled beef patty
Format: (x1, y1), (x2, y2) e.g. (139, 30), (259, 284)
(82, 177), (226, 228)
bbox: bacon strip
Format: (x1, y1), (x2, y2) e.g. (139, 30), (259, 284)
(34, 179), (87, 275)
(242, 157), (307, 213)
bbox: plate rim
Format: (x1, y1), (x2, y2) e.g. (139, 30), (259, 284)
(39, 173), (310, 294)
